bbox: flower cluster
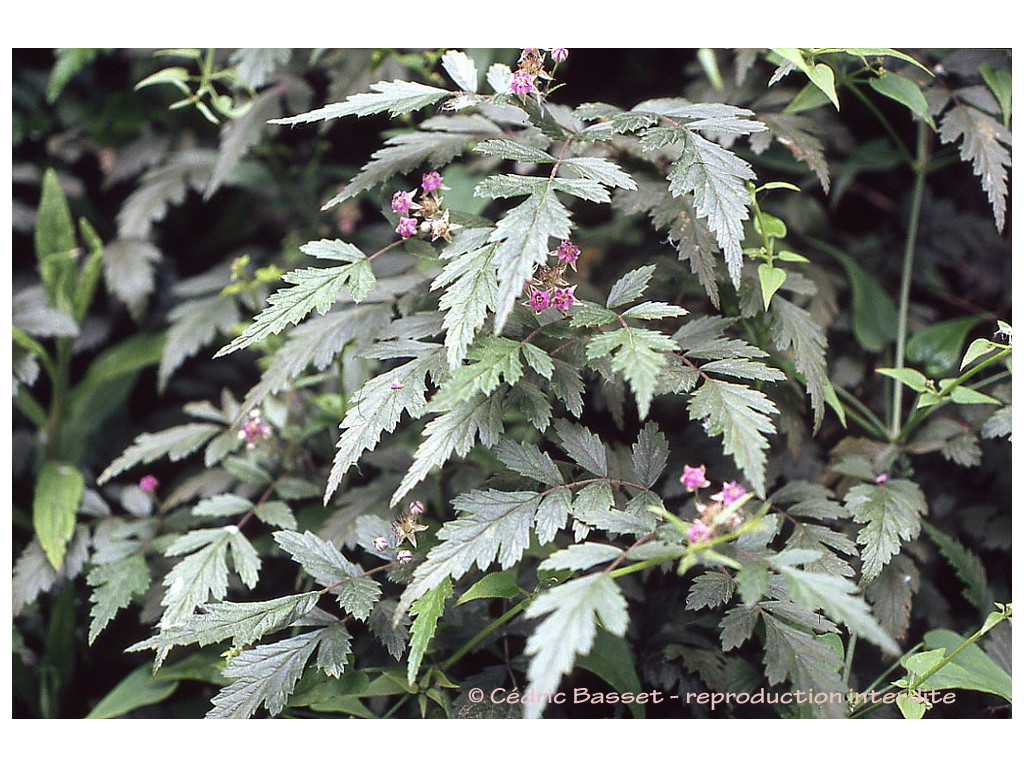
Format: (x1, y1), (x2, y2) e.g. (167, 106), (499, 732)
(525, 239), (581, 314)
(679, 465), (748, 544)
(509, 48), (567, 96)
(238, 408), (272, 448)
(391, 171), (459, 243)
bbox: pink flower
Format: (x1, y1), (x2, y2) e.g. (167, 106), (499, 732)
(550, 48), (568, 62)
(421, 171), (443, 193)
(396, 217), (418, 239)
(373, 536), (390, 552)
(409, 500), (425, 516)
(396, 549), (413, 564)
(237, 409), (271, 446)
(510, 69), (535, 95)
(390, 379), (404, 390)
(391, 190), (414, 214)
(712, 481), (747, 506)
(551, 286), (577, 311)
(680, 464), (710, 492)
(688, 520), (711, 545)
(527, 288), (551, 312)
(139, 475), (159, 493)
(556, 240), (580, 263)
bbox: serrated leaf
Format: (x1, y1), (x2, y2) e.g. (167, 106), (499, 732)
(397, 489), (541, 616)
(668, 130), (756, 286)
(560, 156), (637, 190)
(369, 601), (410, 660)
(433, 238), (499, 368)
(33, 462), (84, 570)
(586, 326), (678, 419)
(407, 578), (452, 684)
(254, 501), (297, 530)
(761, 612), (846, 717)
(845, 479), (927, 583)
(495, 440), (563, 486)
(539, 542), (622, 572)
(216, 248), (374, 357)
(99, 423), (222, 484)
(13, 527), (89, 616)
(274, 530), (380, 620)
(554, 420), (607, 477)
(192, 494), (252, 518)
(475, 138), (554, 163)
(921, 521), (990, 611)
(535, 486), (573, 545)
(780, 566), (899, 655)
(391, 391), (505, 507)
(864, 554), (920, 641)
(87, 554), (151, 644)
(631, 422), (668, 488)
(488, 186), (572, 333)
(606, 265), (656, 309)
(272, 80), (450, 124)
(523, 573), (628, 718)
(207, 628), (331, 718)
(159, 528), (250, 628)
(130, 591), (320, 671)
(441, 50), (478, 92)
(770, 296), (838, 432)
(687, 571), (736, 610)
(939, 104), (1011, 231)
(687, 378), (778, 497)
(324, 346), (441, 503)
(430, 336), (524, 411)
(698, 358), (786, 382)
(159, 293), (240, 391)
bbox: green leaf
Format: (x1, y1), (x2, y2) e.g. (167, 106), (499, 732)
(407, 578), (452, 684)
(523, 573), (629, 718)
(99, 423), (221, 484)
(827, 246), (898, 352)
(772, 49), (839, 109)
(876, 367), (929, 393)
(35, 169), (78, 307)
(539, 542), (623, 572)
(577, 629), (646, 718)
(758, 264), (787, 312)
(780, 567), (900, 655)
(397, 489), (541, 616)
(586, 326), (678, 419)
(939, 104), (1011, 232)
(207, 628), (337, 718)
(272, 80), (450, 124)
(902, 628), (1012, 702)
(734, 563), (769, 605)
(85, 665), (179, 719)
(686, 571), (736, 610)
(961, 337), (1001, 370)
(192, 494), (253, 518)
(254, 501), (297, 530)
(950, 386), (1000, 406)
(128, 592), (320, 670)
(560, 156), (637, 190)
(495, 440), (563, 486)
(631, 422), (669, 489)
(430, 336), (524, 410)
(488, 185), (572, 333)
(274, 530), (380, 620)
(921, 521), (990, 612)
(216, 243), (375, 356)
(869, 72), (935, 129)
(456, 571), (521, 605)
(606, 265), (655, 309)
(474, 138), (554, 163)
(907, 316), (983, 377)
(135, 66), (191, 92)
(845, 479), (927, 583)
(433, 235), (499, 368)
(667, 130), (756, 286)
(87, 553), (151, 645)
(687, 378), (778, 497)
(979, 64), (1011, 126)
(73, 218), (104, 322)
(33, 462), (84, 570)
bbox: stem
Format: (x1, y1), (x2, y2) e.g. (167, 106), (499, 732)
(843, 633), (858, 686)
(441, 599), (530, 671)
(847, 82), (915, 166)
(889, 122), (930, 441)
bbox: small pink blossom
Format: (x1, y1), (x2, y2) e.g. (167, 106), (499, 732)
(875, 473), (888, 484)
(238, 409), (271, 446)
(556, 240), (580, 263)
(688, 520), (711, 545)
(510, 69), (535, 95)
(373, 536), (390, 552)
(528, 288), (551, 312)
(409, 500), (425, 516)
(396, 549), (413, 564)
(550, 48), (568, 63)
(421, 171), (443, 192)
(713, 481), (747, 506)
(551, 286), (577, 311)
(391, 190), (415, 214)
(680, 464), (710, 492)
(390, 379), (404, 390)
(139, 475), (159, 493)
(396, 217), (418, 239)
